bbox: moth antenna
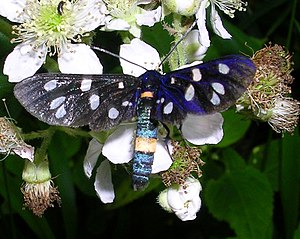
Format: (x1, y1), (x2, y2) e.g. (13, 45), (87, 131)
(159, 20), (197, 68)
(91, 46), (148, 72)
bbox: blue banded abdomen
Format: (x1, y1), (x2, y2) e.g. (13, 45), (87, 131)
(132, 91), (158, 190)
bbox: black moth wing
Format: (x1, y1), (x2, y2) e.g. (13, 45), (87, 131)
(154, 55), (256, 124)
(14, 73), (140, 131)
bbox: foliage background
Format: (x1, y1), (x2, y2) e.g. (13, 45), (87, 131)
(0, 0), (300, 238)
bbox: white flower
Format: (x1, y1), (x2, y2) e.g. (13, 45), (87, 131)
(1, 0), (107, 82)
(268, 98), (300, 133)
(120, 38), (161, 76)
(161, 0), (247, 48)
(196, 0), (247, 47)
(158, 177), (202, 221)
(103, 0), (161, 38)
(119, 37), (207, 74)
(83, 126), (173, 203)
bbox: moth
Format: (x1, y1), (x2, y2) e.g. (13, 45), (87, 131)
(14, 55), (256, 190)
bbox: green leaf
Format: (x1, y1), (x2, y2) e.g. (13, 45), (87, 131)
(217, 109), (251, 147)
(205, 149), (273, 239)
(206, 20), (265, 60)
(250, 139), (280, 191)
(294, 222), (300, 239)
(108, 177), (161, 209)
(280, 130), (300, 239)
(0, 160), (55, 239)
(48, 132), (78, 239)
(141, 22), (173, 60)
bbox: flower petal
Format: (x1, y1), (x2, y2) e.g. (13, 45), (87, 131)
(94, 159), (115, 203)
(13, 144), (35, 161)
(181, 113), (224, 145)
(120, 38), (161, 76)
(183, 29), (208, 62)
(75, 0), (108, 32)
(152, 140), (173, 173)
(137, 0), (153, 4)
(83, 138), (103, 178)
(102, 124), (136, 164)
(58, 43), (103, 74)
(157, 189), (173, 212)
(0, 0), (27, 23)
(167, 177), (202, 221)
(3, 42), (47, 82)
(210, 4), (231, 39)
(136, 7), (162, 26)
(195, 0), (210, 47)
(105, 18), (131, 31)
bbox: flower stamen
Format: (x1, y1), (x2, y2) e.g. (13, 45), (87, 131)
(211, 0), (247, 18)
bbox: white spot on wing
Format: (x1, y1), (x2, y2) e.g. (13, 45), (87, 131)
(44, 80), (57, 91)
(55, 105), (66, 118)
(210, 91), (220, 105)
(80, 79), (92, 92)
(50, 96), (66, 109)
(118, 82), (124, 89)
(185, 84), (195, 101)
(89, 94), (100, 110)
(171, 77), (176, 84)
(161, 97), (165, 103)
(122, 101), (129, 106)
(218, 63), (230, 74)
(163, 102), (173, 114)
(192, 68), (202, 81)
(108, 107), (119, 119)
(212, 82), (225, 95)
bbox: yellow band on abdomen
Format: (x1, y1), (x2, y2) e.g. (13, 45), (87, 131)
(135, 137), (157, 153)
(141, 91), (154, 98)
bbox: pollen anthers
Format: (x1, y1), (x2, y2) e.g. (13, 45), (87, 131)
(212, 0), (248, 18)
(21, 161), (61, 217)
(11, 0), (98, 56)
(161, 141), (204, 187)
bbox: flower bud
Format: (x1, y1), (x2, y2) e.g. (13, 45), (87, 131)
(162, 0), (201, 16)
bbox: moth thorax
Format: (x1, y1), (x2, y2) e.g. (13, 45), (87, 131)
(139, 70), (161, 91)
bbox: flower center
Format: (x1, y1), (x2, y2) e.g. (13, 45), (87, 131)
(11, 0), (85, 55)
(104, 0), (138, 22)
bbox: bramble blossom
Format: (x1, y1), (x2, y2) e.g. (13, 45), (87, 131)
(162, 0), (248, 47)
(103, 0), (162, 38)
(1, 0), (107, 82)
(158, 176), (202, 221)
